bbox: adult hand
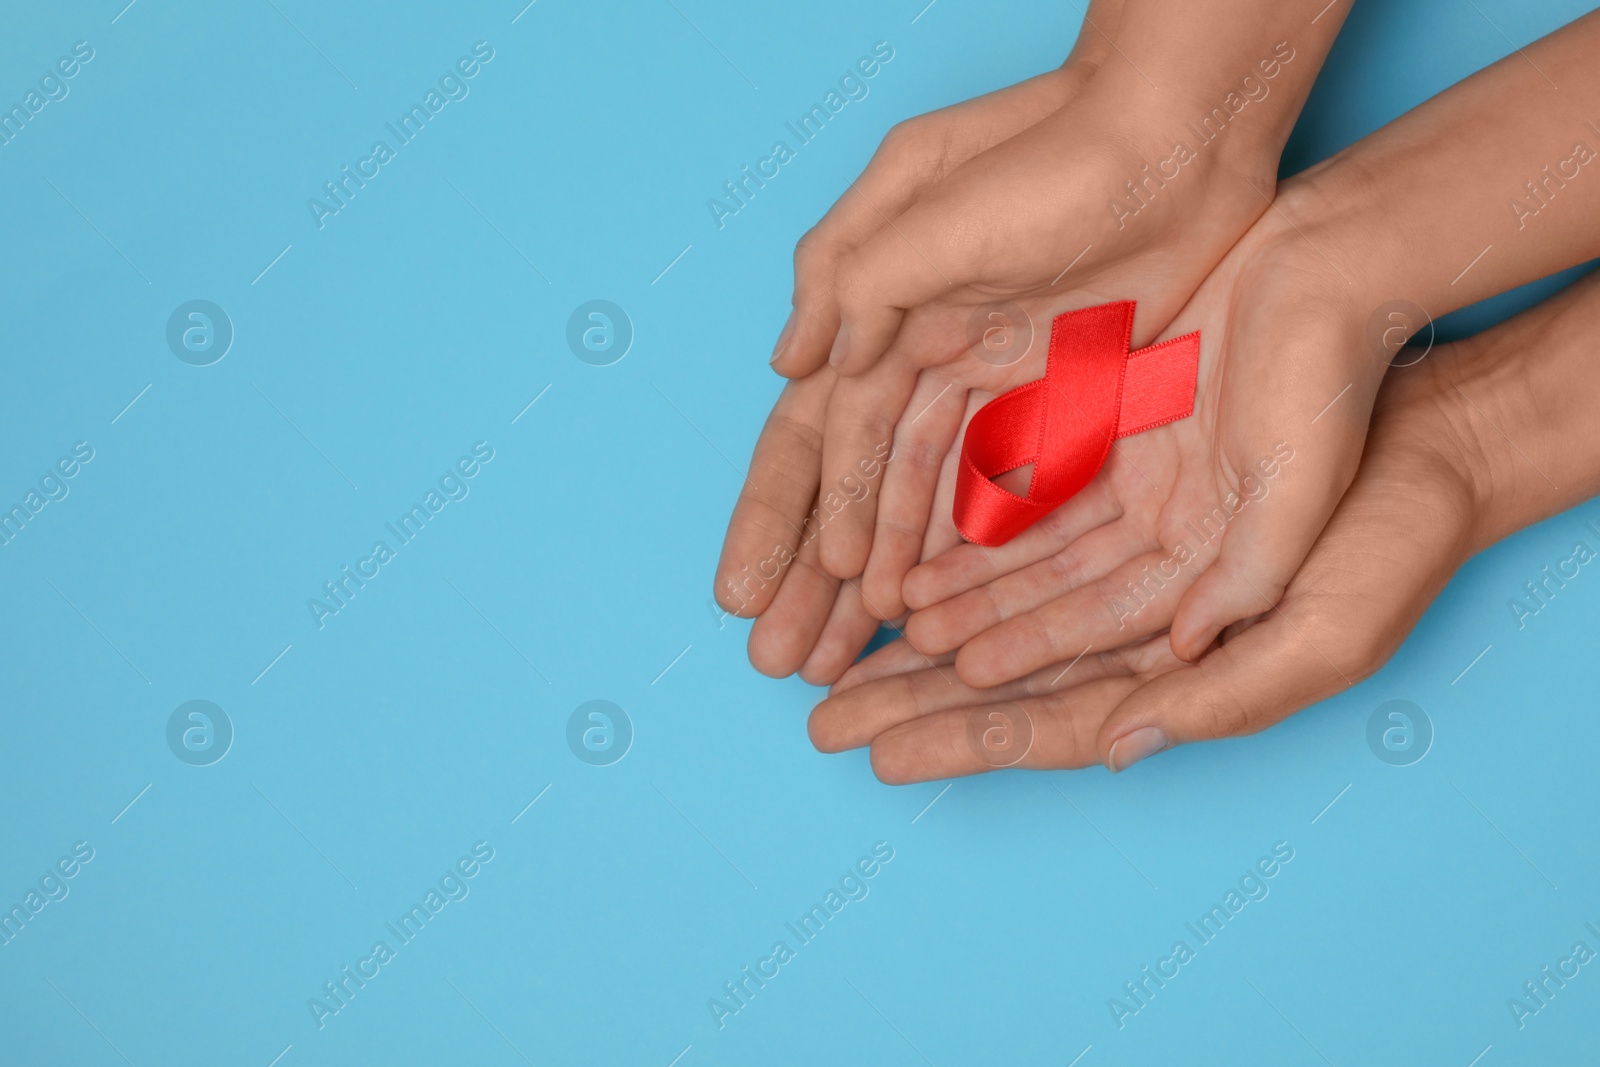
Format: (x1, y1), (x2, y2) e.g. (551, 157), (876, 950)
(892, 7), (1600, 676)
(715, 22), (1116, 682)
(721, 0), (1360, 675)
(800, 0), (1361, 592)
(812, 264), (1600, 782)
(808, 326), (1485, 782)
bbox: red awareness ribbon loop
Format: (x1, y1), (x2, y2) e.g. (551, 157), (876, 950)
(953, 300), (1200, 547)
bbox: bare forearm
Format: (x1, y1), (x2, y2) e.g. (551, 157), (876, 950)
(1428, 272), (1600, 552)
(1288, 9), (1600, 323)
(1089, 0), (1352, 167)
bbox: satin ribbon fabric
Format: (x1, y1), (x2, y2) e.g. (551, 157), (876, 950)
(953, 301), (1200, 547)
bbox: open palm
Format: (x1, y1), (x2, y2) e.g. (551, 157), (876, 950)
(880, 204), (1382, 686)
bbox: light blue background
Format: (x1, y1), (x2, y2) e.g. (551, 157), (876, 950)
(1, 1), (1596, 1064)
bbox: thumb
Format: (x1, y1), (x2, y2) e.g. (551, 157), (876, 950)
(1169, 404), (1369, 662)
(1097, 609), (1350, 772)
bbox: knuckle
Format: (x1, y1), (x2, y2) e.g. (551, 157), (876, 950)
(1064, 698), (1104, 761)
(762, 409), (824, 463)
(901, 612), (941, 656)
(1036, 689), (1097, 762)
(1123, 636), (1174, 676)
(1044, 547), (1090, 592)
(1193, 691), (1255, 740)
(1087, 572), (1141, 635)
(875, 119), (921, 160)
(976, 583), (1006, 630)
(1102, 643), (1137, 675)
(1339, 631), (1389, 684)
(870, 116), (956, 182)
(863, 421), (898, 463)
(870, 514), (921, 553)
(1296, 598), (1388, 683)
(833, 252), (869, 306)
(792, 228), (830, 278)
(733, 484), (806, 548)
(888, 429), (945, 475)
(1024, 610), (1072, 664)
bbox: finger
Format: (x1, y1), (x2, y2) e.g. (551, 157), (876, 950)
(1168, 427), (1364, 661)
(812, 639), (1167, 755)
(714, 371), (833, 616)
(775, 130), (967, 377)
(771, 233), (844, 379)
(818, 303), (971, 589)
(831, 638), (954, 695)
(777, 64), (1088, 377)
(918, 388), (984, 561)
(905, 517), (1147, 656)
(955, 548), (1199, 688)
(829, 190), (988, 376)
(1096, 602), (1349, 773)
(796, 581), (891, 687)
(817, 356), (918, 579)
(876, 296), (979, 373)
(903, 476), (1121, 609)
(746, 524), (839, 678)
(867, 674), (1150, 784)
(860, 372), (967, 619)
(812, 663), (1001, 755)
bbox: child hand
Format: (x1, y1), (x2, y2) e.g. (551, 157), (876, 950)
(894, 201), (1379, 685)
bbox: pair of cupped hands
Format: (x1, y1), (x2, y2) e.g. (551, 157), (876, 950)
(710, 30), (1542, 783)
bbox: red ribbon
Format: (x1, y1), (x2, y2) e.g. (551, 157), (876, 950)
(953, 301), (1199, 547)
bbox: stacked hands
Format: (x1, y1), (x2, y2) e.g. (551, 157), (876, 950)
(716, 0), (1600, 783)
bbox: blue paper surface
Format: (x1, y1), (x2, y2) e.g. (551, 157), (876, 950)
(1, 1), (1597, 1064)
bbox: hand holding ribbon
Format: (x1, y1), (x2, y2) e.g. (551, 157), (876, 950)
(954, 301), (1199, 547)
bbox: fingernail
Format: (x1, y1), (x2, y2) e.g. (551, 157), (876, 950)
(770, 312), (796, 364)
(827, 324), (851, 369)
(1108, 726), (1169, 773)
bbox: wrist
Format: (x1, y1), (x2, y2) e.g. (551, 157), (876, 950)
(1083, 19), (1331, 179)
(1377, 271), (1600, 561)
(1269, 13), (1600, 325)
(1433, 322), (1597, 556)
(1083, 67), (1284, 191)
(1359, 355), (1493, 570)
(1397, 334), (1554, 559)
(1263, 161), (1487, 349)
